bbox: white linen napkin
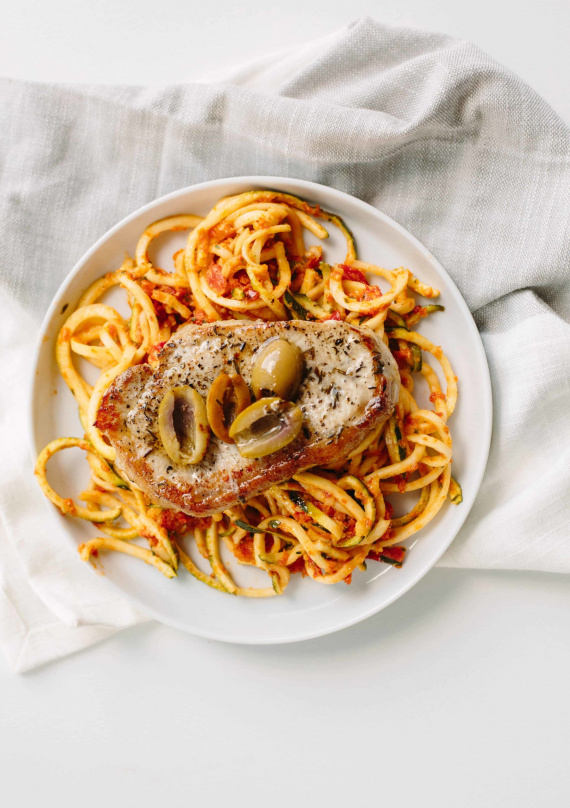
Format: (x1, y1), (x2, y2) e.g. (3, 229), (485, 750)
(1, 18), (569, 672)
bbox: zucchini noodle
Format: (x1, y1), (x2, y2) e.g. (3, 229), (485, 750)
(35, 190), (461, 595)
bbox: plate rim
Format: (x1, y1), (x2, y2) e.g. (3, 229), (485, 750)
(28, 175), (493, 644)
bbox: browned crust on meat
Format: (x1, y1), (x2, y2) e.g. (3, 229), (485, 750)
(95, 365), (153, 433)
(96, 321), (398, 516)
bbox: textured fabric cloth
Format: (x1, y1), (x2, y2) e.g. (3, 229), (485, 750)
(1, 18), (569, 672)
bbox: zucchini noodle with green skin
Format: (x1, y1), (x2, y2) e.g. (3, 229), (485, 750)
(35, 190), (461, 595)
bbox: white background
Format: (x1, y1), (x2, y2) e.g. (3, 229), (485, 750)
(1, 2), (570, 807)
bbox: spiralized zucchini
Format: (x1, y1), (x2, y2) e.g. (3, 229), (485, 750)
(36, 190), (459, 593)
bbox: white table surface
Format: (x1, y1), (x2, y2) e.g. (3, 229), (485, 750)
(1, 2), (570, 807)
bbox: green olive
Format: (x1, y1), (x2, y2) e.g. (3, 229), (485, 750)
(250, 338), (305, 400)
(228, 397), (303, 458)
(158, 386), (210, 465)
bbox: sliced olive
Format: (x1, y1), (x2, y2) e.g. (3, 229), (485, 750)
(206, 372), (251, 444)
(228, 396), (303, 458)
(158, 386), (210, 465)
(251, 338), (305, 400)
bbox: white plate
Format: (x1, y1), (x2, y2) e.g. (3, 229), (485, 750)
(29, 176), (492, 644)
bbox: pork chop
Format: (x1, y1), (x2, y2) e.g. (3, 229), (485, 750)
(96, 320), (399, 516)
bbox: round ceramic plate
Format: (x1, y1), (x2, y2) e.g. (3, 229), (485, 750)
(29, 176), (492, 643)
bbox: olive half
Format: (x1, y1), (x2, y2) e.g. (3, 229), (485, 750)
(251, 338), (305, 400)
(228, 397), (303, 458)
(206, 372), (251, 444)
(158, 386), (210, 465)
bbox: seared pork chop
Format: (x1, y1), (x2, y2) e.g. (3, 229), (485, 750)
(96, 320), (399, 516)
